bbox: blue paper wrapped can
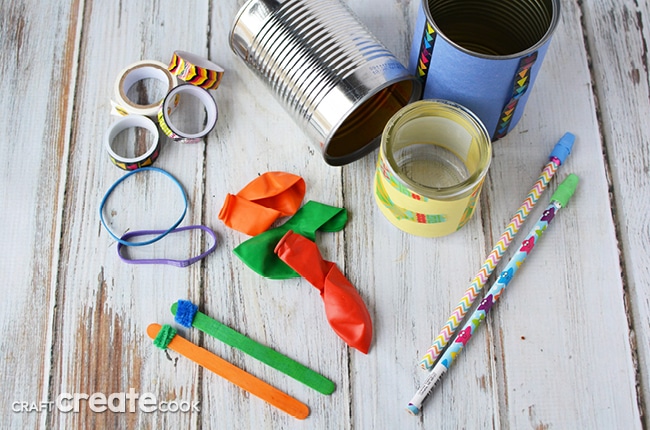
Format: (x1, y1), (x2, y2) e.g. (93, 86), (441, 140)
(409, 0), (561, 140)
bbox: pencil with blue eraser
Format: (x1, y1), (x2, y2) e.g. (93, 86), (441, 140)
(408, 173), (579, 415)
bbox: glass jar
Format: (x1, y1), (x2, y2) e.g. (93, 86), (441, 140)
(374, 99), (492, 237)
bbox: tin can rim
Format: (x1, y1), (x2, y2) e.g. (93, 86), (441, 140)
(322, 75), (423, 166)
(420, 0), (561, 60)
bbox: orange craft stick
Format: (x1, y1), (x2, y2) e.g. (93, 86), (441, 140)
(147, 323), (310, 420)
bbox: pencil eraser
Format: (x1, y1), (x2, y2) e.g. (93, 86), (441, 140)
(406, 404), (420, 415)
(551, 173), (579, 207)
(550, 132), (575, 164)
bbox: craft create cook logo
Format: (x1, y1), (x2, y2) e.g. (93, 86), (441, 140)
(12, 388), (200, 413)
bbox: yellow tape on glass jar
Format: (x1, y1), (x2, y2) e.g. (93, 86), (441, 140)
(373, 100), (491, 238)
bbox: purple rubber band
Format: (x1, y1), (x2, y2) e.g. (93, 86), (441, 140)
(117, 225), (217, 267)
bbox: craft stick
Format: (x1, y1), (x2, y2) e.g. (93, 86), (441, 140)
(171, 300), (335, 395)
(147, 323), (310, 420)
(419, 133), (574, 370)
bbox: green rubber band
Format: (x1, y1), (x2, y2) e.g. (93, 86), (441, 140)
(153, 324), (177, 349)
(170, 302), (335, 395)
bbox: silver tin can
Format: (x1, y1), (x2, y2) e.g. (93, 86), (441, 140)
(230, 0), (422, 166)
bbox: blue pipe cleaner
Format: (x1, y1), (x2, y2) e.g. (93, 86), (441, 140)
(175, 300), (198, 328)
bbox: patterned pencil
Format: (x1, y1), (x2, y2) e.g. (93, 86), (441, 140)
(408, 174), (579, 415)
(419, 133), (574, 370)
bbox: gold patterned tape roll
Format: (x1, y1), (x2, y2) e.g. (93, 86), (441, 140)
(111, 60), (179, 118)
(374, 100), (491, 237)
(168, 51), (224, 90)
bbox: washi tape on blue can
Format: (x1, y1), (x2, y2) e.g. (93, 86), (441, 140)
(409, 0), (560, 140)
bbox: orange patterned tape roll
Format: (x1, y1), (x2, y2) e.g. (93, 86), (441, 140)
(168, 51), (224, 90)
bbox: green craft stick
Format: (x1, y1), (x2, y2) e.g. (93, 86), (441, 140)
(170, 302), (335, 395)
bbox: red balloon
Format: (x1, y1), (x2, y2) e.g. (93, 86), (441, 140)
(275, 230), (373, 354)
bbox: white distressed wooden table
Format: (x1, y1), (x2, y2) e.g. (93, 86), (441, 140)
(1, 0), (648, 428)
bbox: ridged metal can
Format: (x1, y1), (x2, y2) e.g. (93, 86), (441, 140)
(230, 0), (422, 166)
(409, 0), (561, 140)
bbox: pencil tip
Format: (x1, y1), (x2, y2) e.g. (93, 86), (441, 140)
(406, 403), (420, 415)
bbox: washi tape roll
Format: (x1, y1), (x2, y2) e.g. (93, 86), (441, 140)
(105, 115), (161, 170)
(111, 60), (179, 118)
(168, 51), (225, 90)
(374, 100), (491, 237)
(157, 84), (218, 143)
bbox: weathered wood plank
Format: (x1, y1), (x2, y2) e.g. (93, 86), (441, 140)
(484, 1), (643, 428)
(200, 2), (352, 427)
(344, 0), (497, 428)
(581, 1), (650, 425)
(0, 1), (81, 428)
(49, 1), (211, 428)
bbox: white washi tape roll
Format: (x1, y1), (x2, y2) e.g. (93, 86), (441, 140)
(111, 60), (179, 118)
(157, 84), (218, 144)
(105, 115), (161, 170)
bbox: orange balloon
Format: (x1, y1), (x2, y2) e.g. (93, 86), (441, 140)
(219, 172), (306, 236)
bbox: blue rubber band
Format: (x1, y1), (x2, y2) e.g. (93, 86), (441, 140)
(99, 167), (188, 247)
(175, 300), (198, 328)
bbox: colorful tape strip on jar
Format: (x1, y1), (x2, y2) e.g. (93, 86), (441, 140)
(374, 100), (492, 238)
